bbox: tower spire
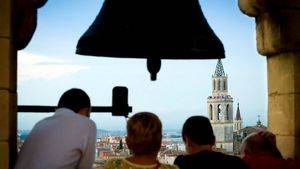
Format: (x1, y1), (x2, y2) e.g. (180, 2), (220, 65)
(235, 103), (242, 120)
(214, 59), (225, 77)
(256, 115), (262, 127)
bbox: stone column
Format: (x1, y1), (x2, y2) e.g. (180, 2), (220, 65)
(0, 0), (18, 168)
(239, 0), (300, 158)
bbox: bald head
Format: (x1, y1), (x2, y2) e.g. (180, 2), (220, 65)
(241, 131), (282, 158)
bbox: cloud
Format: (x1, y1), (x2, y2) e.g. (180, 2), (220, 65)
(18, 51), (88, 82)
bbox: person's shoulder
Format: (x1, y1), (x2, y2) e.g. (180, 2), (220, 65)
(83, 118), (96, 135)
(71, 112), (96, 129)
(221, 153), (243, 161)
(29, 115), (55, 131)
(220, 153), (249, 169)
(175, 154), (186, 161)
(86, 118), (96, 129)
(174, 155), (186, 165)
(161, 163), (180, 169)
(174, 155), (190, 169)
(104, 158), (122, 169)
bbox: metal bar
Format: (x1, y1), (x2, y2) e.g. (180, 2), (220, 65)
(18, 106), (56, 112)
(18, 105), (132, 113)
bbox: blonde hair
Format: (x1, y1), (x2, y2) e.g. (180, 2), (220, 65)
(126, 112), (162, 155)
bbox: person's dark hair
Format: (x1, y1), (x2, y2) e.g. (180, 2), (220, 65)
(182, 116), (215, 145)
(57, 88), (91, 113)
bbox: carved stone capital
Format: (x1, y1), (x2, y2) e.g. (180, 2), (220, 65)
(238, 0), (300, 56)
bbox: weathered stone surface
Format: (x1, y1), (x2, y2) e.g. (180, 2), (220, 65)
(0, 37), (17, 168)
(8, 92), (17, 169)
(296, 137), (300, 158)
(268, 94), (299, 136)
(276, 135), (300, 158)
(239, 0), (300, 56)
(0, 1), (17, 168)
(0, 38), (17, 91)
(268, 54), (300, 158)
(239, 0), (300, 17)
(0, 142), (9, 169)
(268, 53), (300, 142)
(0, 90), (10, 141)
(257, 10), (300, 55)
(294, 93), (300, 140)
(0, 0), (12, 38)
(268, 53), (300, 94)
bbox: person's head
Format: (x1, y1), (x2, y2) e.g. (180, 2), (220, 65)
(57, 88), (91, 117)
(126, 112), (162, 156)
(241, 130), (282, 158)
(182, 116), (215, 153)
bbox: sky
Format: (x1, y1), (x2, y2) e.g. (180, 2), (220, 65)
(17, 0), (267, 131)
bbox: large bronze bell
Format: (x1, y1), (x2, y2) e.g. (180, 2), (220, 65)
(76, 0), (225, 81)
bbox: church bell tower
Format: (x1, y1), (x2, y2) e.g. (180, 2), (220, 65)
(207, 59), (234, 153)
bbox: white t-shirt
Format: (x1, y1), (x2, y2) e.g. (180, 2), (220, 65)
(15, 108), (97, 169)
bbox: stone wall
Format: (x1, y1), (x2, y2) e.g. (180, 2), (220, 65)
(239, 0), (300, 158)
(268, 53), (300, 158)
(0, 0), (17, 168)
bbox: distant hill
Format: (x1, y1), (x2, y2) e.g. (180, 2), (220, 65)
(96, 129), (126, 138)
(18, 129), (126, 140)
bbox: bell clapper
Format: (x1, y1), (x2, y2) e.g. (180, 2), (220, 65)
(147, 58), (161, 81)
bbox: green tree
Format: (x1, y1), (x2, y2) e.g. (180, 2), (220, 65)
(117, 139), (123, 150)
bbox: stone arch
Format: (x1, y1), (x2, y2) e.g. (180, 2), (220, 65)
(218, 79), (221, 90)
(226, 104), (229, 120)
(209, 104), (213, 120)
(217, 104), (222, 120)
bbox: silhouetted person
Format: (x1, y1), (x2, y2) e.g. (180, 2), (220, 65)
(104, 112), (179, 169)
(241, 130), (296, 169)
(174, 116), (248, 169)
(15, 88), (96, 169)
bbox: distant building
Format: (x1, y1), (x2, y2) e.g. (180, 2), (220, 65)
(234, 103), (243, 132)
(233, 117), (267, 155)
(207, 59), (266, 155)
(159, 149), (185, 164)
(207, 59), (235, 153)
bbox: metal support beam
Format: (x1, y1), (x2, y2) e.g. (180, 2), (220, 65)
(18, 105), (132, 117)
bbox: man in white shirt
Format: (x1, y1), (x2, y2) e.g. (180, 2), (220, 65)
(15, 88), (97, 169)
